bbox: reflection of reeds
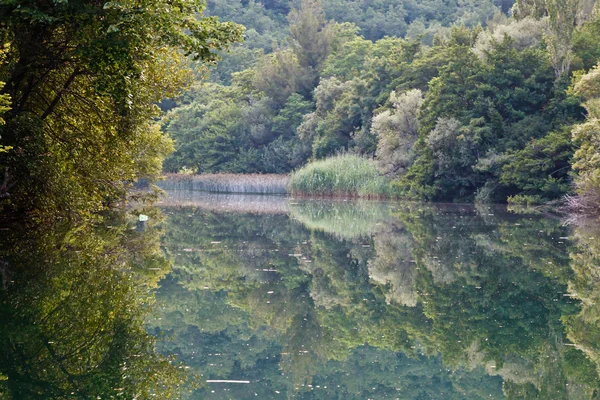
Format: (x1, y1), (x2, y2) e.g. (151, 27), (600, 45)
(288, 199), (392, 239)
(157, 191), (290, 214)
(159, 173), (289, 194)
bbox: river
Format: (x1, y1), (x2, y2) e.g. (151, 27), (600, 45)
(2, 191), (600, 399)
(150, 191), (600, 399)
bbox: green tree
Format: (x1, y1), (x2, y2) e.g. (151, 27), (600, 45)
(513, 0), (593, 78)
(372, 89), (423, 177)
(569, 64), (600, 213)
(400, 30), (581, 202)
(500, 127), (574, 203)
(0, 0), (243, 218)
(288, 0), (334, 74)
(253, 49), (312, 108)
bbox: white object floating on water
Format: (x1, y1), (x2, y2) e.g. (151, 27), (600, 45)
(138, 214), (149, 222)
(206, 380), (251, 384)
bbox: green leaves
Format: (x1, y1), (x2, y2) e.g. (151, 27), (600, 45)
(0, 0), (243, 218)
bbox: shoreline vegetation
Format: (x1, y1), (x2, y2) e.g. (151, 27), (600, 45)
(159, 173), (289, 194)
(157, 191), (290, 214)
(158, 154), (586, 211)
(160, 154), (393, 198)
(288, 154), (390, 198)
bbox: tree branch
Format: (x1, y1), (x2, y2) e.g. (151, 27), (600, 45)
(40, 69), (80, 120)
(0, 168), (16, 198)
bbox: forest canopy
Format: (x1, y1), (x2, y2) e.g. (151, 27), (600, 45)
(3, 0), (600, 214)
(162, 0), (600, 206)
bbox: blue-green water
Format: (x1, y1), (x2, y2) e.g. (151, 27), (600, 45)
(149, 192), (600, 399)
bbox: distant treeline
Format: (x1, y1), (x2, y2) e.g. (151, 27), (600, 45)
(163, 0), (600, 210)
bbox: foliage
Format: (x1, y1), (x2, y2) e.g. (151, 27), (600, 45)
(372, 89), (423, 177)
(0, 0), (243, 219)
(162, 83), (313, 173)
(472, 17), (546, 60)
(200, 0), (512, 85)
(288, 0), (334, 74)
(572, 10), (600, 71)
(397, 30), (584, 202)
(500, 127), (574, 201)
(569, 63), (600, 213)
(514, 0), (586, 77)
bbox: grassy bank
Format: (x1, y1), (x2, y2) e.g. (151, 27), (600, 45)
(159, 173), (289, 194)
(288, 154), (390, 198)
(159, 155), (391, 198)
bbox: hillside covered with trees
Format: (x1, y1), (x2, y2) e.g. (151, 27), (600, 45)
(163, 0), (600, 207)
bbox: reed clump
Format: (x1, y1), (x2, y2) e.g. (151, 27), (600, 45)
(159, 173), (289, 194)
(288, 154), (390, 198)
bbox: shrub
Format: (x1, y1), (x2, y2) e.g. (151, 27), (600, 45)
(506, 194), (546, 206)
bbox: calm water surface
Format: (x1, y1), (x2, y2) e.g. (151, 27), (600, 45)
(148, 191), (600, 399)
(3, 191), (600, 399)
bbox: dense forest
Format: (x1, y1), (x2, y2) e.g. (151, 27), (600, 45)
(0, 0), (242, 220)
(161, 0), (600, 206)
(4, 0), (600, 396)
(2, 0), (600, 214)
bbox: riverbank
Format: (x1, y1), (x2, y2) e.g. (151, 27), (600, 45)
(160, 155), (393, 198)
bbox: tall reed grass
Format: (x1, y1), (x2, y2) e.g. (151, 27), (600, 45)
(159, 173), (289, 194)
(288, 154), (390, 198)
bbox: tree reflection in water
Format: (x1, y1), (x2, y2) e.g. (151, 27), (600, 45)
(152, 198), (600, 399)
(0, 209), (192, 399)
(5, 196), (600, 399)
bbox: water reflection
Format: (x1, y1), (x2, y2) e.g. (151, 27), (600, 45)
(0, 210), (191, 399)
(153, 194), (600, 399)
(4, 193), (600, 399)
